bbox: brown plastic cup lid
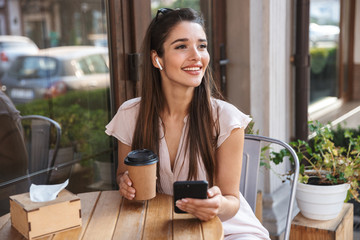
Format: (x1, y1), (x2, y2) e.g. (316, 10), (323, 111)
(124, 149), (159, 166)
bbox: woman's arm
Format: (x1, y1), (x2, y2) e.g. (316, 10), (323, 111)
(117, 141), (131, 179)
(214, 127), (244, 220)
(175, 128), (244, 221)
(117, 141), (136, 200)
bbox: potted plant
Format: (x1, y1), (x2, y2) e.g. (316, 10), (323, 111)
(269, 121), (360, 220)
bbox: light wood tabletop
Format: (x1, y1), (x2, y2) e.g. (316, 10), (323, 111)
(0, 191), (224, 240)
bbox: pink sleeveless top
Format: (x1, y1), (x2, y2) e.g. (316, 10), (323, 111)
(105, 97), (270, 240)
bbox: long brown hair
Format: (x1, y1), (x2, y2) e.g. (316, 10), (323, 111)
(132, 8), (222, 186)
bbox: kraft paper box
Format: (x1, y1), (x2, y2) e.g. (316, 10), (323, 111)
(9, 189), (81, 239)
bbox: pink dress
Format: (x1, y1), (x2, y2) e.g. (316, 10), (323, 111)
(105, 97), (270, 240)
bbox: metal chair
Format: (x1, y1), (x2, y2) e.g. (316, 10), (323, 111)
(241, 134), (299, 240)
(0, 114), (61, 215)
(21, 115), (61, 184)
(0, 114), (29, 216)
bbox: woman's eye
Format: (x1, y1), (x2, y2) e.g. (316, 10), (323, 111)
(175, 45), (186, 49)
(199, 44), (207, 49)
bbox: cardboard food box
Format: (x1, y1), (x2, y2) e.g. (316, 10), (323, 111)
(9, 189), (82, 239)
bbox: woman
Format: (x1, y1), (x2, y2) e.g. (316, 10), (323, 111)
(106, 8), (270, 239)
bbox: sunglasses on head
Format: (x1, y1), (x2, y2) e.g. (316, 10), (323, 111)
(155, 8), (174, 22)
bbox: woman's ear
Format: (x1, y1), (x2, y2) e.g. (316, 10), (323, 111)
(151, 51), (163, 70)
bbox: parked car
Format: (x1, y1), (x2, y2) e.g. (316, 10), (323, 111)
(0, 46), (109, 104)
(0, 35), (39, 79)
(309, 23), (339, 47)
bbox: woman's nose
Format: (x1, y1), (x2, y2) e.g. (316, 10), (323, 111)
(189, 46), (201, 60)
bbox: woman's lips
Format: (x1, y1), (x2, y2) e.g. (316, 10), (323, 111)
(182, 66), (202, 75)
(183, 67), (201, 71)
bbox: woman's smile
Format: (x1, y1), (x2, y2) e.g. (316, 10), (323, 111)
(182, 65), (203, 75)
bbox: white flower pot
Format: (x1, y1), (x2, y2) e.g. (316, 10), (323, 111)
(295, 182), (350, 220)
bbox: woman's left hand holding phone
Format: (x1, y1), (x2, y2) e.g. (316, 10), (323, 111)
(118, 171), (136, 200)
(176, 186), (223, 221)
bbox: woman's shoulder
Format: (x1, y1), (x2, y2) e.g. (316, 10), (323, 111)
(105, 97), (140, 145)
(211, 98), (252, 128)
(211, 98), (240, 113)
(113, 97), (141, 121)
(211, 98), (252, 147)
(211, 98), (249, 118)
(119, 97), (141, 111)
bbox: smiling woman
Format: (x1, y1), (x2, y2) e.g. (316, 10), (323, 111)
(105, 8), (270, 240)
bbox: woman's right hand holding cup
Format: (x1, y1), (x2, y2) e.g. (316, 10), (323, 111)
(118, 171), (135, 200)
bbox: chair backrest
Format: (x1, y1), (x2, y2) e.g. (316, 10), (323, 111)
(0, 114), (29, 216)
(240, 138), (261, 211)
(0, 114), (61, 215)
(241, 134), (299, 240)
(21, 115), (61, 184)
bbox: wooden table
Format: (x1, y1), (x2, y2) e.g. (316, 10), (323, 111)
(0, 191), (223, 240)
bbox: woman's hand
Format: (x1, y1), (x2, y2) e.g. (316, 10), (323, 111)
(118, 171), (136, 200)
(175, 186), (223, 221)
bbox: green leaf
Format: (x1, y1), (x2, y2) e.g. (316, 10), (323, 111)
(344, 166), (353, 179)
(298, 174), (309, 184)
(299, 164), (305, 175)
(344, 130), (353, 138)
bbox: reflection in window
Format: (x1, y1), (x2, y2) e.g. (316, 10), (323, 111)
(87, 55), (109, 74)
(309, 0), (340, 103)
(151, 0), (200, 17)
(0, 0), (113, 216)
(9, 57), (57, 79)
(77, 58), (92, 75)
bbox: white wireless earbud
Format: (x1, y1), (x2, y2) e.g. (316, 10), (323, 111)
(155, 57), (163, 70)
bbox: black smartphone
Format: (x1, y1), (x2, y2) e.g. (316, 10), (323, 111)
(173, 180), (208, 213)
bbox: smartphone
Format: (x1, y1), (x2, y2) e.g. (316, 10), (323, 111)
(173, 180), (208, 213)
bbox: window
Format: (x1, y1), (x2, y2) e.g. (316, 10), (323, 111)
(0, 0), (112, 216)
(81, 55), (109, 74)
(309, 0), (340, 103)
(9, 57), (57, 79)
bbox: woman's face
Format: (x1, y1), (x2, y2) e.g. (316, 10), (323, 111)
(155, 21), (210, 90)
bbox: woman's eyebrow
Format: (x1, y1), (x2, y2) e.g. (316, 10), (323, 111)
(170, 38), (188, 45)
(170, 38), (208, 45)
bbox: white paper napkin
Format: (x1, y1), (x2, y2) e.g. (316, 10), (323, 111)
(30, 179), (69, 202)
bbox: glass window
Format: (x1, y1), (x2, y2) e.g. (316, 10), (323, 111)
(151, 0), (201, 17)
(0, 0), (113, 216)
(9, 57), (57, 79)
(76, 58), (92, 75)
(88, 55), (109, 74)
(309, 0), (340, 103)
(0, 42), (36, 48)
(80, 54), (109, 74)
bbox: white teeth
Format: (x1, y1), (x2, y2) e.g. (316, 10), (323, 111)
(183, 67), (200, 71)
